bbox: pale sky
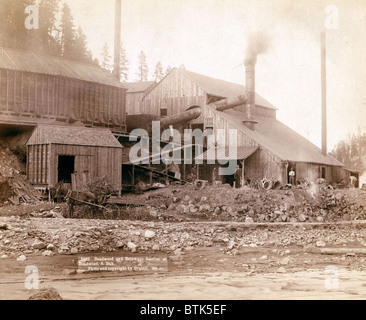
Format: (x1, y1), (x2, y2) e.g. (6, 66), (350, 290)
(65, 0), (366, 151)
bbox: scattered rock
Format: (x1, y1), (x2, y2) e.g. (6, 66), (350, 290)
(70, 248), (78, 255)
(149, 210), (158, 218)
(42, 250), (54, 257)
(17, 255), (27, 261)
(280, 257), (291, 265)
(116, 241), (124, 248)
(46, 244), (55, 251)
(88, 245), (99, 251)
(58, 245), (70, 254)
(245, 217), (254, 223)
(152, 245), (160, 251)
(277, 267), (287, 273)
(1, 254), (8, 259)
(316, 241), (326, 247)
(145, 230), (156, 239)
(28, 288), (63, 300)
(127, 242), (137, 253)
(298, 214), (307, 222)
(63, 269), (77, 276)
(174, 248), (182, 256)
(259, 255), (268, 260)
(32, 241), (46, 250)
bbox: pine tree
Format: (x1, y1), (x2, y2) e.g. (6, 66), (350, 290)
(331, 133), (366, 173)
(0, 0), (37, 50)
(38, 0), (61, 55)
(154, 61), (164, 82)
(60, 3), (76, 59)
(137, 50), (149, 81)
(101, 42), (112, 71)
(119, 42), (129, 81)
(165, 65), (173, 76)
(73, 26), (93, 63)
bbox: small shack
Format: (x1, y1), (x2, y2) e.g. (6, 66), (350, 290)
(26, 125), (123, 192)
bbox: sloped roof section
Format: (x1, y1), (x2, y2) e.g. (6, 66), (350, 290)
(196, 146), (259, 162)
(124, 81), (157, 93)
(0, 47), (124, 88)
(27, 125), (122, 148)
(183, 69), (277, 110)
(208, 106), (343, 166)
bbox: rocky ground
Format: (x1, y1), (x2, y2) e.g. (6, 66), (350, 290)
(0, 185), (366, 300)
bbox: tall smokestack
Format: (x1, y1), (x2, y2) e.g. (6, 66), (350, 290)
(321, 31), (327, 156)
(243, 60), (258, 130)
(113, 0), (122, 81)
(243, 30), (270, 131)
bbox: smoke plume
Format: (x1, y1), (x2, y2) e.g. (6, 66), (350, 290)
(244, 30), (271, 65)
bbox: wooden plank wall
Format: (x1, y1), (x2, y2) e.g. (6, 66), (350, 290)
(0, 68), (126, 128)
(142, 69), (206, 123)
(126, 92), (144, 115)
(206, 106), (285, 182)
(48, 145), (122, 191)
(27, 144), (50, 185)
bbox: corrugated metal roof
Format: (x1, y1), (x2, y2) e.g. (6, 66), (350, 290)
(208, 106), (344, 166)
(124, 81), (157, 93)
(0, 47), (124, 88)
(196, 146), (259, 162)
(27, 125), (122, 148)
(182, 69), (277, 110)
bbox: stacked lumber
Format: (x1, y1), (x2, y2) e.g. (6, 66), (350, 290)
(0, 176), (41, 205)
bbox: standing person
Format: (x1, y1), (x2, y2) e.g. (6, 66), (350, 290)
(188, 165), (197, 183)
(212, 167), (217, 185)
(289, 167), (295, 186)
(234, 165), (242, 189)
(350, 175), (357, 189)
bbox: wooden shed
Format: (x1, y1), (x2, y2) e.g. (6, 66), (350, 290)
(26, 125), (123, 192)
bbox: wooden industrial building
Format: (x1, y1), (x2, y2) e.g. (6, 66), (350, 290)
(124, 81), (156, 116)
(0, 47), (127, 132)
(0, 47), (129, 192)
(136, 67), (344, 186)
(26, 125), (123, 192)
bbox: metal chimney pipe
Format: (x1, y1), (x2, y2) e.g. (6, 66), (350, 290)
(213, 94), (248, 111)
(113, 0), (122, 81)
(244, 62), (258, 130)
(321, 31), (327, 156)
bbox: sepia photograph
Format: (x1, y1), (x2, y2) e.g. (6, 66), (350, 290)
(0, 0), (365, 304)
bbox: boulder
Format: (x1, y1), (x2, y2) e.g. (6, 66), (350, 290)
(17, 255), (27, 261)
(32, 241), (46, 250)
(145, 230), (156, 239)
(28, 288), (62, 300)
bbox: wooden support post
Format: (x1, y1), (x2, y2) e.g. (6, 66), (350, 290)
(242, 159), (245, 186)
(132, 165), (135, 186)
(149, 161), (153, 186)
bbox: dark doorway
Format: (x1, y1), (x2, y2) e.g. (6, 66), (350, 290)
(321, 167), (326, 179)
(58, 156), (75, 183)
